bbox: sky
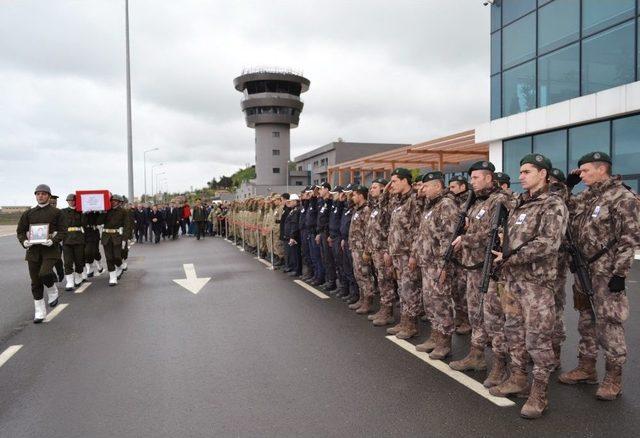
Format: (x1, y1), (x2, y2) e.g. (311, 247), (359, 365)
(0, 0), (490, 206)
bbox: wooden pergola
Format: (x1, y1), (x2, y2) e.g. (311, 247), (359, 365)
(327, 129), (489, 185)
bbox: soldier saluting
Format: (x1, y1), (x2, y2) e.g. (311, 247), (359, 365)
(16, 184), (67, 323)
(98, 194), (132, 286)
(558, 152), (640, 401)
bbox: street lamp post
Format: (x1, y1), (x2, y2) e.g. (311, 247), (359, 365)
(154, 172), (166, 201)
(143, 147), (159, 201)
(125, 0), (134, 201)
(151, 163), (163, 196)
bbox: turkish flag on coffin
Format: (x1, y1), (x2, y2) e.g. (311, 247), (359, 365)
(75, 190), (112, 213)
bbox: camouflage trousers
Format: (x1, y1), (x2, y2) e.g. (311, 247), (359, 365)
(392, 253), (421, 318)
(421, 266), (455, 336)
(351, 250), (374, 299)
(503, 280), (555, 383)
(452, 264), (469, 324)
(371, 251), (396, 306)
(575, 275), (629, 366)
(466, 270), (507, 356)
(553, 258), (568, 347)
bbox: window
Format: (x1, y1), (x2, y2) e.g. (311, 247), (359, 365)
(272, 167), (280, 174)
(582, 0), (635, 36)
(491, 31), (501, 75)
(538, 0), (579, 54)
(503, 13), (536, 69)
(612, 115), (640, 175)
(503, 0), (536, 25)
(297, 166), (302, 171)
(533, 130), (567, 172)
(538, 43), (579, 106)
(491, 74), (501, 119)
(569, 121), (611, 170)
(582, 20), (635, 94)
(503, 136), (532, 193)
(295, 181), (303, 186)
(491, 2), (502, 32)
(503, 60), (536, 117)
(272, 149), (280, 156)
(272, 131), (280, 138)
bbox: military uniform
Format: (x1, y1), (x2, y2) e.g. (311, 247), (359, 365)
(60, 194), (87, 289)
(83, 212), (104, 277)
(99, 195), (132, 285)
(449, 179), (472, 334)
(559, 152), (640, 401)
(121, 201), (135, 270)
(17, 184), (67, 322)
(410, 173), (460, 359)
(348, 190), (373, 313)
(365, 179), (397, 327)
(339, 192), (359, 303)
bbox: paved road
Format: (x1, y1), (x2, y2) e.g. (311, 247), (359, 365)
(0, 236), (638, 437)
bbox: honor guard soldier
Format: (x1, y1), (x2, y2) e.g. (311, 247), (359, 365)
(48, 194), (65, 283)
(559, 152), (640, 401)
(121, 196), (135, 271)
(99, 194), (132, 286)
(450, 161), (510, 388)
(83, 211), (104, 277)
(16, 184), (67, 323)
(409, 171), (460, 359)
(348, 185), (374, 314)
(489, 153), (568, 419)
(60, 194), (87, 290)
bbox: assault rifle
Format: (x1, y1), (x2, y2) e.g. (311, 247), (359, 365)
(439, 190), (476, 278)
(565, 230), (596, 317)
(480, 202), (509, 294)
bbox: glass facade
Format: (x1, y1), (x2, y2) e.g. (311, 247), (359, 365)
(490, 0), (640, 120)
(502, 115), (640, 192)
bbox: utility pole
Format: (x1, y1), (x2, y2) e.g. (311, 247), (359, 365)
(125, 0), (134, 201)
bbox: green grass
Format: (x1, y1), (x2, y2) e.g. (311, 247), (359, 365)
(0, 212), (22, 225)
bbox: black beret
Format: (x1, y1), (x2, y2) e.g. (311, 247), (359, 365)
(520, 153), (552, 171)
(353, 184), (369, 196)
(550, 168), (566, 182)
(372, 178), (389, 186)
(391, 167), (412, 183)
(578, 151), (611, 167)
(449, 175), (467, 183)
(468, 160), (496, 174)
(494, 172), (511, 184)
(422, 171), (444, 182)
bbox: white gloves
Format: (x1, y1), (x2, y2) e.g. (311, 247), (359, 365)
(23, 240), (32, 248)
(42, 239), (53, 247)
(122, 241), (127, 250)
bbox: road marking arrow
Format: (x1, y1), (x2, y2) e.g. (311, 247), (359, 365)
(173, 263), (211, 294)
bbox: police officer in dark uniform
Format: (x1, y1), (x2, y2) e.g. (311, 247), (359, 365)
(328, 186), (345, 295)
(283, 194), (302, 277)
(316, 182), (337, 292)
(17, 184), (67, 323)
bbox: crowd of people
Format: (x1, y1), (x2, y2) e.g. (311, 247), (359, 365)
(225, 151), (639, 420)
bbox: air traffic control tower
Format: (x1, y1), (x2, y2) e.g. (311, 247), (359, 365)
(234, 69), (310, 187)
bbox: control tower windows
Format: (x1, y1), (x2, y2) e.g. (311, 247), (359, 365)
(245, 107), (300, 116)
(273, 168), (281, 174)
(272, 149), (280, 156)
(272, 131), (280, 137)
(245, 80), (302, 96)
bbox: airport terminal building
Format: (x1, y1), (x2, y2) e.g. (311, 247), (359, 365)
(477, 0), (640, 192)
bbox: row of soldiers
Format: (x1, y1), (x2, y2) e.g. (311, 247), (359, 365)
(17, 187), (135, 323)
(227, 151), (639, 420)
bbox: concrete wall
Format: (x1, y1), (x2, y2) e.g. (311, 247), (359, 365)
(254, 124), (290, 186)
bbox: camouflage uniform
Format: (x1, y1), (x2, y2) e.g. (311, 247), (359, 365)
(411, 192), (460, 336)
(549, 182), (570, 357)
(387, 190), (421, 321)
(457, 186), (509, 357)
(348, 202), (373, 303)
(501, 189), (568, 384)
(567, 178), (640, 367)
(451, 190), (471, 330)
(365, 191), (396, 309)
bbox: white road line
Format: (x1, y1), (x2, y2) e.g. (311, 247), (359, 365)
(635, 250), (640, 260)
(386, 336), (515, 408)
(74, 282), (92, 294)
(44, 303), (69, 322)
(257, 258), (273, 268)
(0, 345), (23, 368)
(293, 280), (330, 300)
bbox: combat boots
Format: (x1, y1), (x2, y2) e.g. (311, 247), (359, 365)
(396, 316), (418, 340)
(415, 330), (438, 353)
(386, 314), (407, 335)
(489, 368), (528, 397)
(348, 291), (364, 310)
(429, 332), (451, 360)
(449, 346), (487, 371)
(108, 270), (118, 286)
(483, 355), (509, 388)
(558, 356), (598, 385)
(355, 296), (374, 314)
(33, 299), (46, 324)
(65, 274), (75, 291)
(596, 362), (622, 401)
(520, 379), (548, 419)
(371, 305), (395, 326)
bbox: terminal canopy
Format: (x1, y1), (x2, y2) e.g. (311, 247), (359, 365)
(327, 130), (489, 185)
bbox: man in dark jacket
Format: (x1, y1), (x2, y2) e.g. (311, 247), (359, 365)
(192, 198), (207, 240)
(316, 182), (336, 291)
(283, 194), (302, 276)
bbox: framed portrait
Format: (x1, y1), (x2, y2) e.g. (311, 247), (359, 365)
(28, 223), (50, 244)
